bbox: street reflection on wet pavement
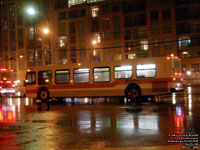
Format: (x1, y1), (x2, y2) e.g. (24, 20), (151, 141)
(0, 86), (199, 150)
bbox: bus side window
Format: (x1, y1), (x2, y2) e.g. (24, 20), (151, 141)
(136, 64), (156, 78)
(114, 65), (132, 79)
(55, 70), (70, 84)
(38, 71), (52, 85)
(93, 67), (110, 82)
(25, 72), (36, 85)
(74, 68), (89, 83)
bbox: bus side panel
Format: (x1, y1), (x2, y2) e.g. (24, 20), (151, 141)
(152, 82), (168, 93)
(25, 87), (38, 98)
(49, 88), (124, 97)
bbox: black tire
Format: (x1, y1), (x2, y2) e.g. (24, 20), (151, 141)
(38, 88), (49, 101)
(38, 101), (50, 111)
(125, 85), (142, 104)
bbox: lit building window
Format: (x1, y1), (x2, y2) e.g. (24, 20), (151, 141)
(140, 40), (148, 51)
(68, 0), (105, 7)
(128, 54), (136, 59)
(93, 34), (101, 44)
(68, 0), (87, 7)
(182, 51), (188, 54)
(27, 27), (35, 39)
(178, 36), (191, 49)
(58, 36), (66, 47)
(91, 7), (99, 18)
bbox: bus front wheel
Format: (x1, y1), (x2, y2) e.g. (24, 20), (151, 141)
(38, 88), (49, 101)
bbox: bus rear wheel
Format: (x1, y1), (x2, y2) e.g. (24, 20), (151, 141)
(38, 88), (49, 101)
(125, 85), (141, 104)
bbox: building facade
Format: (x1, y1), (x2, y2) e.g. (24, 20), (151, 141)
(0, 0), (200, 87)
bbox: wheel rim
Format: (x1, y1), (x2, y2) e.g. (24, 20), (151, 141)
(128, 89), (139, 99)
(40, 91), (48, 100)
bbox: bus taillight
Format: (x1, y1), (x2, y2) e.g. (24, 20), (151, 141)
(181, 78), (184, 81)
(173, 77), (176, 81)
(0, 68), (7, 71)
(0, 86), (2, 89)
(174, 72), (182, 77)
(12, 84), (15, 88)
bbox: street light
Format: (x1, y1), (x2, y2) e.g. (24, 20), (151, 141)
(26, 5), (51, 66)
(43, 28), (49, 34)
(92, 40), (97, 45)
(27, 7), (36, 16)
(26, 6), (37, 66)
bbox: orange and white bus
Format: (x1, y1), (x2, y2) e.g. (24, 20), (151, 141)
(24, 56), (183, 103)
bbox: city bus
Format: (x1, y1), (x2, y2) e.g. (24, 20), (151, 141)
(24, 56), (183, 104)
(0, 68), (16, 96)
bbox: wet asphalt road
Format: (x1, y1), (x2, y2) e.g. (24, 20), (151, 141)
(0, 86), (200, 150)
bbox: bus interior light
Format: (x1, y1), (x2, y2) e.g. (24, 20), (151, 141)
(77, 68), (89, 72)
(116, 65), (132, 70)
(137, 64), (155, 69)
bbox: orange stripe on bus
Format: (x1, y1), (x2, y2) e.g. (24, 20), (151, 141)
(25, 77), (174, 94)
